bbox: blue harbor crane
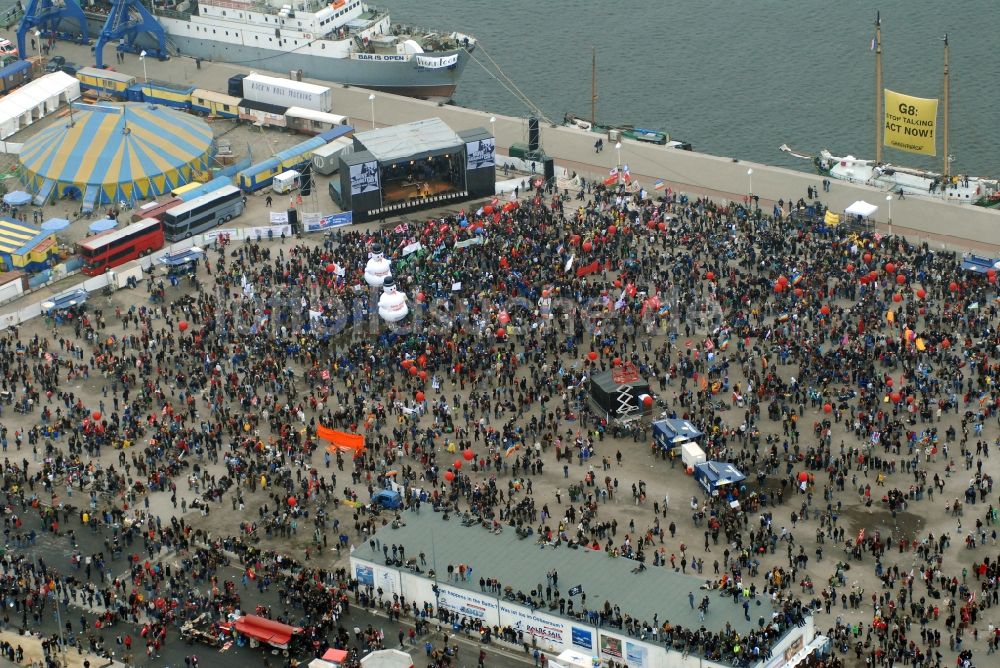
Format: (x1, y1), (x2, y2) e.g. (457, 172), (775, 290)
(16, 0), (90, 55)
(94, 0), (168, 68)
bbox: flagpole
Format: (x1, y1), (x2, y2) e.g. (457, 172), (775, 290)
(942, 34), (950, 179)
(875, 12), (883, 165)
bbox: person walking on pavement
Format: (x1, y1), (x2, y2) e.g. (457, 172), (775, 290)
(265, 195), (273, 207)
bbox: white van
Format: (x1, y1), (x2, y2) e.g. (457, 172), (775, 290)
(271, 170), (300, 194)
(0, 40), (18, 57)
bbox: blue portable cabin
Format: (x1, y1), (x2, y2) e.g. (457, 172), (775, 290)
(237, 157), (282, 192)
(124, 80), (195, 109)
(177, 176), (232, 202)
(275, 136), (326, 172)
(652, 418), (704, 453)
(0, 60), (31, 93)
(317, 124), (354, 143)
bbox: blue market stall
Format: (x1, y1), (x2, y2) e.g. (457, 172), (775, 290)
(960, 254), (999, 274)
(652, 418), (704, 453)
(693, 461), (746, 497)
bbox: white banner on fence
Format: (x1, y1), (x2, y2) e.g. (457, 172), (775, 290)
(247, 225), (292, 239)
(270, 211), (289, 224)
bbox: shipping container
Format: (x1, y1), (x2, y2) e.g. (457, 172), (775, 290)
(242, 72), (332, 113)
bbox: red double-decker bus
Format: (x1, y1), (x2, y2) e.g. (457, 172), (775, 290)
(79, 218), (165, 276)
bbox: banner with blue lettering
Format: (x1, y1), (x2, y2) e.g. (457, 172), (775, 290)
(304, 212), (353, 233)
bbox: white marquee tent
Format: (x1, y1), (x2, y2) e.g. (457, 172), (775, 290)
(845, 200), (878, 218)
(0, 72), (81, 140)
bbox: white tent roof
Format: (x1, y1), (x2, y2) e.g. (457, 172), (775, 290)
(355, 117), (463, 163)
(0, 72), (81, 139)
(360, 649), (414, 668)
(845, 200), (878, 218)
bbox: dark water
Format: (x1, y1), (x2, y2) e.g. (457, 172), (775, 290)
(379, 0), (998, 177)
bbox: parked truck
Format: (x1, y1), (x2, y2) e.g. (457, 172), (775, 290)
(241, 72), (332, 114)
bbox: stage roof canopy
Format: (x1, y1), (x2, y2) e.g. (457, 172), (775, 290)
(355, 117), (463, 163)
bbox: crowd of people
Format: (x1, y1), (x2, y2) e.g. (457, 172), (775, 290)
(0, 173), (995, 668)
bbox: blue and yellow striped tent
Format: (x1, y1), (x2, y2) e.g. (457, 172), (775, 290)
(0, 218), (57, 272)
(19, 102), (214, 212)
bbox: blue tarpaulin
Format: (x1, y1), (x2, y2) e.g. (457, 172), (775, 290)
(158, 247), (205, 267)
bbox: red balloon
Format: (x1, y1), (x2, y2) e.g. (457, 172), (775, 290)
(863, 252), (873, 264)
(846, 263), (855, 273)
(892, 293), (902, 302)
(647, 220), (656, 230)
(642, 395), (654, 407)
(569, 234), (581, 247)
(416, 292), (426, 303)
(906, 395), (915, 404)
(705, 271), (715, 281)
(614, 279), (622, 288)
(92, 411), (101, 421)
(885, 262), (896, 274)
(916, 288), (926, 299)
(418, 370), (428, 381)
(777, 275), (789, 286)
(773, 283), (784, 294)
(496, 327), (506, 338)
(793, 288), (804, 298)
(287, 496), (297, 507)
(949, 281), (960, 292)
(444, 471), (455, 482)
(823, 403), (832, 414)
(463, 449), (474, 461)
(178, 321), (189, 332)
(607, 225), (617, 236)
(482, 205), (493, 215)
(612, 357), (622, 367)
(820, 305), (830, 316)
(657, 222), (667, 231)
(408, 365), (418, 376)
(416, 391), (425, 402)
(868, 271), (878, 281)
(454, 459), (462, 470)
(587, 351), (598, 361)
(890, 392), (901, 403)
(896, 274), (906, 285)
(326, 263), (336, 273)
(991, 275), (998, 284)
(582, 240), (593, 253)
(886, 378), (893, 388)
(498, 311), (510, 325)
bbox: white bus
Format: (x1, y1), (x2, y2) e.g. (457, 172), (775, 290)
(161, 185), (244, 241)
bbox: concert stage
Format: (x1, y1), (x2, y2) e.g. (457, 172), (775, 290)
(330, 118), (495, 222)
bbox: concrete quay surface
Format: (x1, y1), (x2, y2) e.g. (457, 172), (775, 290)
(3, 30), (1000, 252)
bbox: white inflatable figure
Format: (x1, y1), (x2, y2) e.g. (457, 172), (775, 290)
(378, 276), (409, 323)
(364, 243), (392, 287)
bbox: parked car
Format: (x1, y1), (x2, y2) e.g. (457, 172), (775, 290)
(45, 55), (65, 72)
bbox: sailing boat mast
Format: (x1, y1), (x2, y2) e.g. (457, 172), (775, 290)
(874, 12), (883, 164)
(942, 34), (950, 178)
(591, 47), (598, 128)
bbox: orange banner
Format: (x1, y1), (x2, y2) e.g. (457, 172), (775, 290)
(318, 425), (365, 451)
